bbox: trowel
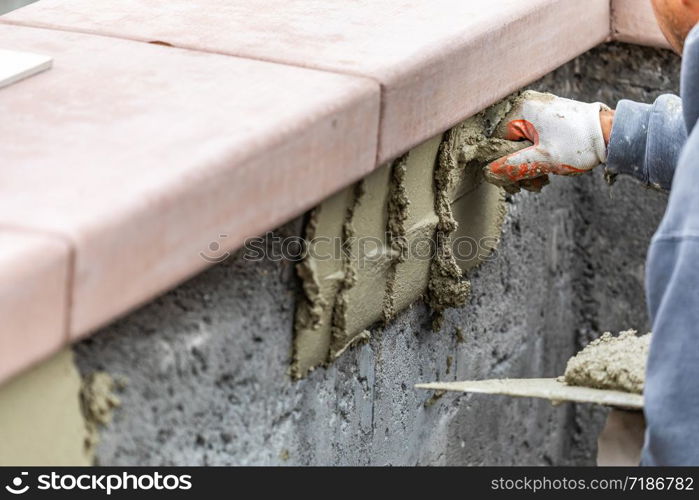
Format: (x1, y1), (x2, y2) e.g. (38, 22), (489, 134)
(415, 378), (643, 410)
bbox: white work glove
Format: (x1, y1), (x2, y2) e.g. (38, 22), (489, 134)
(485, 90), (610, 193)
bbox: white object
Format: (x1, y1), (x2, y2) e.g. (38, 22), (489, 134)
(416, 378), (643, 410)
(0, 49), (52, 89)
(492, 91), (609, 176)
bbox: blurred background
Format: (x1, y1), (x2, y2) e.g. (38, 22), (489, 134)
(1, 0), (36, 15)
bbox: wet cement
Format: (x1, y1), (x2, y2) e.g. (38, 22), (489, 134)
(332, 166), (392, 358)
(292, 187), (355, 377)
(293, 95), (529, 376)
(427, 99), (529, 328)
(81, 372), (122, 457)
(563, 330), (651, 394)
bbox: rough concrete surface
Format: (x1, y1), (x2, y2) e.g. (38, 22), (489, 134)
(74, 43), (679, 466)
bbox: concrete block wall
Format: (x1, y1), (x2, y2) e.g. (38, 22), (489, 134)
(72, 42), (679, 466)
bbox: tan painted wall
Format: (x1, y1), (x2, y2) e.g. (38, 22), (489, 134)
(0, 349), (91, 466)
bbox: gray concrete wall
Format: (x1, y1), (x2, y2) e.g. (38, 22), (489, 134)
(73, 42), (680, 466)
(0, 0), (36, 15)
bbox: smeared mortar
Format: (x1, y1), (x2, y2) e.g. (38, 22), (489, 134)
(383, 154), (410, 323)
(292, 187), (355, 378)
(427, 99), (530, 328)
(295, 213), (325, 330)
(331, 181), (367, 358)
(385, 137), (442, 319)
(562, 330), (651, 394)
(81, 372), (122, 457)
(426, 134), (473, 329)
(293, 94), (529, 376)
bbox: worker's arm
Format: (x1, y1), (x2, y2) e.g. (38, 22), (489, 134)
(606, 95), (687, 191)
(644, 230), (699, 465)
(641, 120), (699, 464)
(485, 91), (687, 192)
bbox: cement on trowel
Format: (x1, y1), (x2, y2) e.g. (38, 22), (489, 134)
(416, 330), (650, 410)
(563, 330), (650, 394)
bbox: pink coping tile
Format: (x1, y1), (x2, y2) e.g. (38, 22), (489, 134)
(0, 25), (380, 338)
(0, 228), (70, 383)
(612, 0), (671, 50)
(2, 0), (611, 163)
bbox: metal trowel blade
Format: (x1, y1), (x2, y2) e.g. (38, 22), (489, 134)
(415, 378), (643, 410)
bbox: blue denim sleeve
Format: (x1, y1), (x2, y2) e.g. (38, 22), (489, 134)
(643, 237), (699, 465)
(641, 127), (699, 466)
(605, 95), (687, 191)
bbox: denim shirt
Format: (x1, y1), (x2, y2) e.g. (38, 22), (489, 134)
(606, 25), (699, 465)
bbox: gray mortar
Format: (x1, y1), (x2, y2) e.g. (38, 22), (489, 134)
(74, 42), (679, 466)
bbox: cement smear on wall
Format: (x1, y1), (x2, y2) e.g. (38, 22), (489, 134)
(332, 166), (392, 357)
(563, 330), (650, 394)
(293, 96), (529, 376)
(428, 99), (530, 328)
(0, 349), (91, 465)
(293, 187), (355, 376)
(386, 139), (440, 319)
(81, 372), (122, 457)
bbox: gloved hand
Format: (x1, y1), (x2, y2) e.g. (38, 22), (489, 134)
(484, 91), (610, 193)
